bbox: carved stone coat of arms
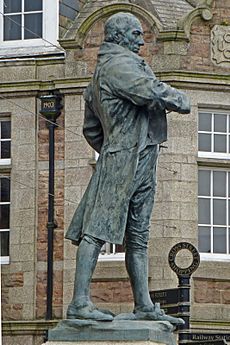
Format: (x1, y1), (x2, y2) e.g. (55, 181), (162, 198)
(211, 25), (230, 67)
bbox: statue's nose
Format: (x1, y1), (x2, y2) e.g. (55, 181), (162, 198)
(139, 37), (144, 46)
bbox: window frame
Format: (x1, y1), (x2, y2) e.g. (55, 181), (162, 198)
(99, 243), (125, 261)
(0, 0), (59, 49)
(198, 109), (230, 160)
(198, 108), (230, 261)
(0, 118), (11, 165)
(0, 175), (10, 265)
(198, 167), (230, 259)
(0, 115), (11, 265)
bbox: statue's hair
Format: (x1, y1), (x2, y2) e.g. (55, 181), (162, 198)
(104, 12), (141, 43)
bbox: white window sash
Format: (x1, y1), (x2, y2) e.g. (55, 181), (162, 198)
(0, 202), (10, 206)
(0, 0), (59, 48)
(98, 252), (125, 261)
(198, 151), (230, 160)
(198, 167), (230, 256)
(198, 110), (230, 157)
(0, 119), (11, 161)
(0, 256), (10, 264)
(0, 229), (10, 263)
(0, 158), (11, 165)
(99, 243), (125, 261)
(200, 253), (230, 262)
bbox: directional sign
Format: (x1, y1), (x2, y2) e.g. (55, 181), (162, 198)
(160, 305), (179, 315)
(191, 341), (227, 345)
(150, 288), (191, 316)
(190, 333), (230, 343)
(150, 288), (179, 305)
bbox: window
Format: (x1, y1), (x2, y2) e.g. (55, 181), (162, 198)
(99, 243), (125, 261)
(198, 110), (230, 259)
(3, 0), (43, 41)
(0, 0), (58, 48)
(0, 117), (11, 264)
(0, 119), (11, 165)
(0, 176), (10, 263)
(198, 169), (230, 255)
(198, 110), (230, 159)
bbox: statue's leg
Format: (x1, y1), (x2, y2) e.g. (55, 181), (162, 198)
(124, 146), (184, 325)
(125, 145), (158, 312)
(125, 185), (155, 312)
(125, 247), (153, 310)
(67, 234), (114, 320)
(125, 233), (184, 325)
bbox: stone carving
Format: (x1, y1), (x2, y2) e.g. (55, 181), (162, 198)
(65, 12), (190, 325)
(211, 25), (230, 67)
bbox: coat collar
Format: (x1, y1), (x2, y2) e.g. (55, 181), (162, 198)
(97, 42), (144, 65)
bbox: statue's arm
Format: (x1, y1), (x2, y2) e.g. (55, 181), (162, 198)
(150, 80), (191, 114)
(105, 58), (190, 114)
(83, 86), (104, 154)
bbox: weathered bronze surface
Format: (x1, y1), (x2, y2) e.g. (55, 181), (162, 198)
(65, 12), (190, 324)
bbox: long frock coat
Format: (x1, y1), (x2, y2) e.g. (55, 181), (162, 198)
(65, 42), (191, 245)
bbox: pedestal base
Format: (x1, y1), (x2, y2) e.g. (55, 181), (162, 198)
(43, 340), (170, 345)
(46, 319), (177, 345)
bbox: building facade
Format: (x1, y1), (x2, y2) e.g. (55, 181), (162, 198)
(1, 0), (230, 344)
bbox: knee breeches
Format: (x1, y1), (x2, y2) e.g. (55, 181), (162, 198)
(82, 145), (159, 253)
(125, 145), (159, 252)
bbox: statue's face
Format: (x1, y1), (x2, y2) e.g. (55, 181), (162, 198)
(123, 21), (144, 54)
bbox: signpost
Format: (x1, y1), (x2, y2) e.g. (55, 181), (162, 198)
(150, 288), (179, 315)
(151, 242), (200, 333)
(151, 243), (230, 345)
(168, 242), (200, 333)
(40, 93), (63, 321)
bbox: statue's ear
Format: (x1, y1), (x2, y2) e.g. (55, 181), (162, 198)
(113, 31), (123, 44)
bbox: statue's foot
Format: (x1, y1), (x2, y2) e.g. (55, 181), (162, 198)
(66, 302), (114, 321)
(114, 312), (136, 320)
(134, 303), (185, 326)
(134, 310), (184, 325)
(115, 311), (184, 326)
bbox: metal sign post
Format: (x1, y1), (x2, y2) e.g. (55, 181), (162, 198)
(150, 242), (200, 344)
(168, 241), (200, 343)
(151, 242), (230, 344)
(40, 93), (63, 321)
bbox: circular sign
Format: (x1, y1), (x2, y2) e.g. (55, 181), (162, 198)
(168, 242), (200, 277)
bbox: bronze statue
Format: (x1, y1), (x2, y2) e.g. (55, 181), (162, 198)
(65, 12), (190, 324)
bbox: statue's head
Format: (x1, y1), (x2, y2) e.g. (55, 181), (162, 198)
(104, 12), (144, 54)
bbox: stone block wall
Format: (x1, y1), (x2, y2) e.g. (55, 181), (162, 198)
(1, 97), (37, 321)
(181, 3), (230, 73)
(59, 0), (84, 38)
(192, 260), (230, 322)
(1, 2), (230, 345)
(0, 57), (66, 331)
(194, 279), (230, 305)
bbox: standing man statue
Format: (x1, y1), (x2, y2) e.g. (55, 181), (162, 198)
(65, 12), (190, 324)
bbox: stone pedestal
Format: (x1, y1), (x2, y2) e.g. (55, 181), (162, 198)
(43, 340), (170, 345)
(44, 319), (177, 345)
